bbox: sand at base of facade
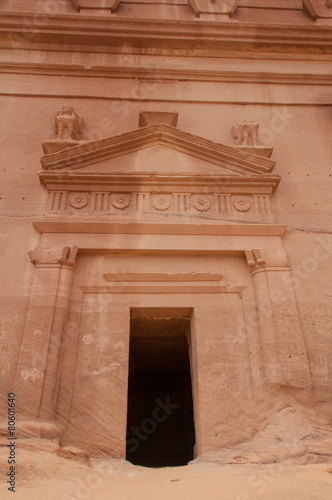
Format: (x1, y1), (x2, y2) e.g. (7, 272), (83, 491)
(1, 449), (332, 500)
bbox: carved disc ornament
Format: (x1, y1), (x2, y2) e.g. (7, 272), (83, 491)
(153, 195), (172, 211)
(193, 195), (211, 212)
(111, 194), (131, 210)
(69, 193), (89, 209)
(233, 198), (252, 212)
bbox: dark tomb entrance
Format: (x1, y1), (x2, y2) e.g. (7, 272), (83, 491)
(126, 308), (195, 467)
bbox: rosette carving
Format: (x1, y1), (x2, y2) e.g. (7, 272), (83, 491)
(233, 198), (252, 212)
(69, 192), (89, 209)
(111, 194), (131, 210)
(152, 195), (172, 211)
(193, 195), (211, 212)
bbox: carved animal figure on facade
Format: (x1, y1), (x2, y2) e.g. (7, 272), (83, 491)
(55, 104), (83, 140)
(231, 120), (259, 146)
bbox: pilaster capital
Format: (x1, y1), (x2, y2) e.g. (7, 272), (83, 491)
(29, 246), (78, 267)
(245, 248), (289, 271)
(245, 249), (265, 271)
(65, 246), (79, 268)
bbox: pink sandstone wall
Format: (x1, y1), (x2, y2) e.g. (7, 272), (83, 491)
(0, 0), (331, 462)
(1, 99), (331, 391)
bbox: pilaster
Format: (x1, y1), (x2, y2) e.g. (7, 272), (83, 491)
(245, 248), (312, 390)
(14, 246), (78, 420)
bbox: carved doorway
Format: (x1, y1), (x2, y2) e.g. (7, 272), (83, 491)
(126, 308), (195, 467)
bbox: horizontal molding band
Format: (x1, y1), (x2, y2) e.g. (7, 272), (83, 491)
(33, 220), (288, 236)
(1, 13), (332, 52)
(2, 64), (332, 86)
(104, 272), (223, 281)
(1, 72), (331, 104)
(78, 285), (242, 293)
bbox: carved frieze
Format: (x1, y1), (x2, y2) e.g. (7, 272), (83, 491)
(44, 188), (274, 222)
(110, 193), (131, 210)
(39, 122), (280, 224)
(192, 195), (211, 212)
(152, 195), (172, 211)
(233, 197), (252, 212)
(68, 192), (89, 209)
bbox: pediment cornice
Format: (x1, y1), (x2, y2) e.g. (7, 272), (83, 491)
(40, 124), (275, 176)
(39, 172), (281, 193)
(38, 124), (280, 225)
(303, 0), (332, 19)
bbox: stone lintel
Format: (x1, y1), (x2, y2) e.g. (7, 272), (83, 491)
(104, 272), (223, 282)
(33, 220), (288, 237)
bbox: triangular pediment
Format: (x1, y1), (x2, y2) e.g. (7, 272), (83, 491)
(39, 125), (280, 225)
(40, 124), (275, 177)
(65, 146), (251, 177)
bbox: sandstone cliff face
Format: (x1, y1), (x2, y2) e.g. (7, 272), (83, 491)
(0, 0), (331, 478)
